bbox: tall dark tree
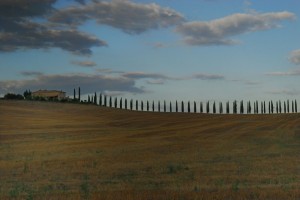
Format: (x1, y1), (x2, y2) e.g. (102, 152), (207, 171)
(88, 95), (90, 103)
(292, 100), (295, 113)
(264, 101), (266, 114)
(176, 101), (178, 112)
(271, 101), (274, 114)
(115, 97), (118, 108)
(276, 102), (278, 114)
(188, 101), (190, 113)
(136, 100), (138, 111)
(279, 101), (282, 113)
(99, 93), (102, 106)
(200, 102), (203, 113)
(261, 101), (263, 114)
(268, 101), (271, 114)
(194, 101), (197, 113)
(94, 92), (97, 105)
(120, 98), (123, 109)
(147, 101), (149, 111)
(73, 88), (76, 100)
(206, 101), (210, 114)
(287, 100), (290, 113)
(109, 96), (112, 107)
(125, 99), (128, 109)
(233, 100), (237, 114)
(170, 101), (172, 113)
(240, 100), (244, 114)
(226, 101), (229, 114)
(295, 100), (298, 113)
(104, 95), (107, 107)
(213, 101), (216, 114)
(158, 101), (161, 112)
(130, 99), (133, 110)
(181, 101), (184, 113)
(164, 101), (166, 112)
(152, 101), (155, 112)
(78, 87), (81, 102)
(219, 102), (223, 114)
(141, 101), (144, 111)
(284, 101), (286, 113)
(256, 101), (259, 114)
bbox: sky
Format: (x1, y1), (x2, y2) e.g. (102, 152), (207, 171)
(0, 0), (300, 103)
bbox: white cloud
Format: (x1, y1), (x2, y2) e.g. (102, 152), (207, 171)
(289, 49), (300, 65)
(175, 11), (295, 46)
(266, 69), (300, 76)
(50, 0), (185, 34)
(71, 60), (97, 67)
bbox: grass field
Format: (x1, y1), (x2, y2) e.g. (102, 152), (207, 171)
(0, 100), (299, 199)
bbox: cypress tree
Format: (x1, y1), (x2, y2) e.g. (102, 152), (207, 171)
(284, 101), (286, 113)
(164, 101), (166, 112)
(292, 100), (294, 113)
(264, 101), (266, 114)
(99, 93), (102, 106)
(88, 95), (90, 103)
(104, 95), (107, 107)
(188, 101), (190, 113)
(268, 101), (271, 114)
(249, 101), (252, 114)
(74, 88), (76, 100)
(226, 101), (229, 114)
(109, 96), (112, 107)
(94, 92), (97, 105)
(287, 100), (290, 113)
(295, 100), (297, 113)
(147, 101), (149, 111)
(130, 99), (133, 110)
(219, 102), (223, 114)
(141, 101), (144, 111)
(279, 101), (282, 113)
(271, 101), (274, 114)
(125, 99), (128, 109)
(115, 97), (118, 108)
(136, 100), (138, 111)
(152, 101), (155, 112)
(176, 101), (178, 112)
(200, 102), (203, 113)
(240, 100), (244, 114)
(170, 101), (172, 113)
(206, 101), (210, 113)
(213, 101), (216, 114)
(78, 87), (81, 102)
(276, 102), (278, 114)
(194, 101), (197, 113)
(181, 101), (184, 113)
(158, 101), (161, 112)
(120, 98), (123, 109)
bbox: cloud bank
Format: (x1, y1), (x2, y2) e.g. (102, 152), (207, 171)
(175, 12), (295, 46)
(289, 49), (300, 65)
(50, 0), (185, 34)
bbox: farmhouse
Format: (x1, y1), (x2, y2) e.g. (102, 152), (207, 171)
(32, 90), (66, 100)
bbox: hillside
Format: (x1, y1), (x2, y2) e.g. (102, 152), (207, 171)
(0, 100), (299, 199)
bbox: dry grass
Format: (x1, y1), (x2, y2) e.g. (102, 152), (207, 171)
(0, 100), (299, 199)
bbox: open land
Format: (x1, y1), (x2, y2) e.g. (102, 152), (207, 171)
(0, 100), (299, 199)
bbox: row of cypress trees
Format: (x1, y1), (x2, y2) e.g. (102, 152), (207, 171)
(74, 88), (298, 114)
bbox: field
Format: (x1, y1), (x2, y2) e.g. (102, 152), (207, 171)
(0, 100), (299, 199)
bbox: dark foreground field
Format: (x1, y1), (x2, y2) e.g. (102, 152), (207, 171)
(0, 100), (299, 199)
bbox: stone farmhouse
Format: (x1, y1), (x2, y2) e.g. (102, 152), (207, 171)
(31, 90), (66, 100)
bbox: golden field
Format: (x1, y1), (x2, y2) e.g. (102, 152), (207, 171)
(0, 100), (299, 199)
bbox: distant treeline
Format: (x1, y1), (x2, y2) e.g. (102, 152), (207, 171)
(74, 88), (298, 114)
(2, 88), (298, 114)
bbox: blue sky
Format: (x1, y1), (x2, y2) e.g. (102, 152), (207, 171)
(0, 0), (300, 103)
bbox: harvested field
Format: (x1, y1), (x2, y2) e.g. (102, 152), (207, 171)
(0, 100), (299, 199)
